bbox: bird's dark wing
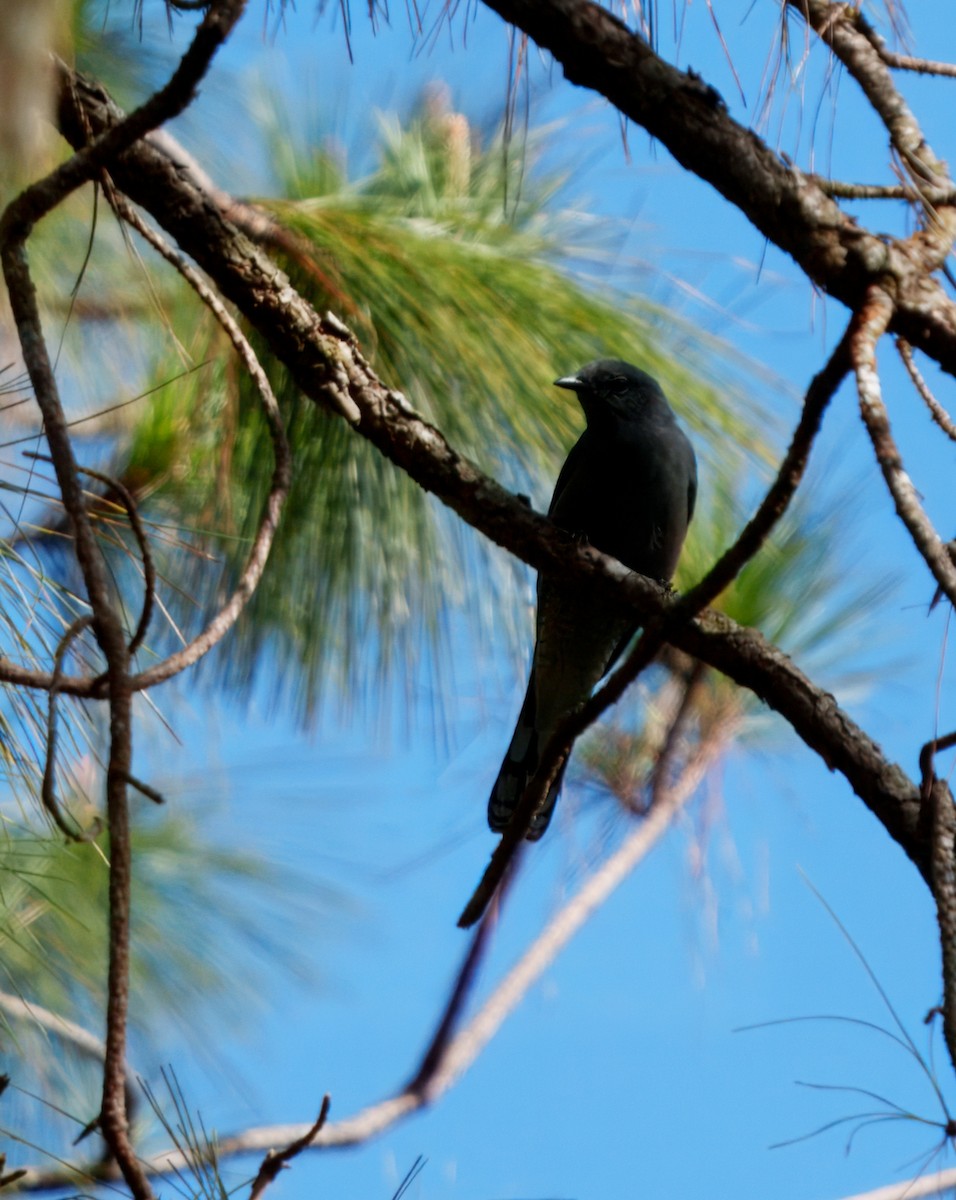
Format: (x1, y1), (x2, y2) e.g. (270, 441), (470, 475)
(686, 453), (698, 526)
(547, 435), (590, 521)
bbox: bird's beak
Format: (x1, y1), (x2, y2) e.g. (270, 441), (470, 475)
(554, 375), (582, 391)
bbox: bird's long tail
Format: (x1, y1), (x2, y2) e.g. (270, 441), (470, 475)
(487, 671), (567, 841)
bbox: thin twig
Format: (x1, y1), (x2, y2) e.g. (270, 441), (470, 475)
(44, 615), (100, 841)
(406, 858), (517, 1095)
(679, 325), (852, 615)
(817, 178), (956, 202)
(247, 1096), (331, 1200)
(0, 1159), (26, 1192)
(26, 453), (157, 655)
(104, 189), (292, 691)
(853, 286), (956, 611)
(920, 731), (956, 804)
(123, 772), (165, 804)
(647, 661), (706, 806)
(898, 339), (956, 443)
(851, 9), (956, 80)
(76, 466), (155, 656)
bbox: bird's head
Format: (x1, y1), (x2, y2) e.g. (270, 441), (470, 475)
(554, 358), (665, 425)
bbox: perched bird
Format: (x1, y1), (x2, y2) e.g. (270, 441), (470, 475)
(488, 359), (698, 840)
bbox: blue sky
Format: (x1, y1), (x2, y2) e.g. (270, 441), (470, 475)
(42, 2), (956, 1198)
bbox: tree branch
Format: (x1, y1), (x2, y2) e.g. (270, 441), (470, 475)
(465, 0), (956, 375)
(791, 0), (947, 188)
(0, 8), (251, 1196)
(247, 1096), (331, 1200)
(35, 64), (939, 900)
(104, 188), (293, 690)
(16, 721), (718, 1192)
(852, 286), (956, 610)
(897, 339), (956, 443)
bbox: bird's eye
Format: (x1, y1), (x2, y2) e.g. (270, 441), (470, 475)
(605, 376), (628, 395)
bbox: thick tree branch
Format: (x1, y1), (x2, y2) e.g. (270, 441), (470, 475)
(2, 0), (247, 250)
(466, 0), (956, 375)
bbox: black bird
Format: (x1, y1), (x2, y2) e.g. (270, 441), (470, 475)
(488, 359), (698, 840)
